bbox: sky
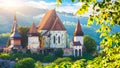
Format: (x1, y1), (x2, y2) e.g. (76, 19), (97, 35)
(0, 0), (93, 17)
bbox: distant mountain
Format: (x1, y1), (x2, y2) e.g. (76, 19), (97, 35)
(0, 10), (120, 45)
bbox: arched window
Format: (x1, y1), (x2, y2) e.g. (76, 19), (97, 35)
(79, 49), (81, 56)
(58, 36), (60, 44)
(75, 49), (77, 57)
(53, 36), (55, 44)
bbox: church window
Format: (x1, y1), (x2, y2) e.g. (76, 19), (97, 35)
(79, 49), (81, 56)
(75, 49), (77, 56)
(58, 36), (60, 43)
(53, 36), (56, 44)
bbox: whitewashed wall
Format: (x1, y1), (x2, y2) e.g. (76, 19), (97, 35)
(28, 36), (40, 52)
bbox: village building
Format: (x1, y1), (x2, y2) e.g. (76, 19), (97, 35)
(9, 9), (84, 57)
(70, 20), (84, 56)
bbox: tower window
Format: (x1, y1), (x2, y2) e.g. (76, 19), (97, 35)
(53, 36), (56, 44)
(58, 36), (60, 44)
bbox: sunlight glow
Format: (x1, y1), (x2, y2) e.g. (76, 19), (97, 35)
(0, 0), (22, 9)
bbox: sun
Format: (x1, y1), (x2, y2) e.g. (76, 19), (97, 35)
(1, 0), (22, 9)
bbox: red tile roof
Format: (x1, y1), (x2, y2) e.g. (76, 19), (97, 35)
(74, 20), (84, 36)
(29, 22), (38, 34)
(38, 9), (66, 31)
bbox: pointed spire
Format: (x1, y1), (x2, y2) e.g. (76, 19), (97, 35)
(14, 14), (17, 21)
(11, 14), (18, 33)
(10, 14), (21, 39)
(74, 19), (84, 36)
(28, 22), (38, 36)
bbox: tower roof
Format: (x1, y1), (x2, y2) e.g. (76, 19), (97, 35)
(11, 15), (18, 33)
(10, 15), (21, 39)
(28, 22), (39, 36)
(74, 20), (84, 36)
(38, 9), (66, 31)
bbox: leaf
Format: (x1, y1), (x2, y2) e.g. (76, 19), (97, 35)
(71, 0), (75, 2)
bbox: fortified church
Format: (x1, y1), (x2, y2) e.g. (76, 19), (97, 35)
(8, 9), (84, 57)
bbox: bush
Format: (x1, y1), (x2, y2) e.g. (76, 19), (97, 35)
(35, 61), (43, 68)
(43, 55), (56, 62)
(54, 48), (63, 57)
(0, 53), (12, 60)
(53, 57), (71, 65)
(58, 61), (72, 68)
(73, 59), (87, 68)
(15, 58), (35, 68)
(44, 63), (57, 68)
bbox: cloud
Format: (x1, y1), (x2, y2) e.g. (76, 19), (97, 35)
(26, 1), (56, 9)
(0, 0), (93, 17)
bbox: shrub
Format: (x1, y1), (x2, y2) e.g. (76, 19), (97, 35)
(53, 57), (71, 65)
(73, 59), (87, 68)
(43, 55), (56, 62)
(0, 53), (12, 60)
(44, 63), (57, 68)
(35, 61), (44, 68)
(54, 48), (63, 57)
(15, 58), (35, 68)
(58, 61), (72, 68)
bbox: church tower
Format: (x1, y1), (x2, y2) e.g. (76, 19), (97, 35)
(28, 22), (40, 53)
(10, 15), (22, 49)
(74, 20), (84, 45)
(73, 19), (84, 57)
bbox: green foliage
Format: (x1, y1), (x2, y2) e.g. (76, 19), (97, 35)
(58, 0), (120, 68)
(35, 61), (44, 68)
(18, 26), (29, 47)
(15, 58), (35, 68)
(73, 59), (87, 68)
(53, 57), (71, 65)
(58, 61), (72, 68)
(0, 53), (11, 60)
(45, 63), (57, 68)
(43, 55), (56, 62)
(54, 48), (63, 57)
(84, 35), (97, 55)
(0, 33), (10, 45)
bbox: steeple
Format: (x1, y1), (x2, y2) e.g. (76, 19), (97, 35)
(74, 19), (84, 36)
(28, 22), (38, 36)
(10, 15), (21, 39)
(11, 14), (18, 33)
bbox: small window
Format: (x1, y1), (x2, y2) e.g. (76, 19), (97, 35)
(79, 49), (81, 56)
(53, 36), (56, 44)
(75, 49), (77, 56)
(58, 36), (60, 43)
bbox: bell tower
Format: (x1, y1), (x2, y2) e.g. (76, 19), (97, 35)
(28, 22), (40, 53)
(10, 15), (22, 49)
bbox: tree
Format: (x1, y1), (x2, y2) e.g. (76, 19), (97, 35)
(84, 35), (97, 55)
(54, 48), (63, 57)
(18, 26), (29, 48)
(15, 58), (35, 68)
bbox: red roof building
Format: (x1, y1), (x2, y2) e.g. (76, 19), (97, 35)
(74, 20), (84, 36)
(28, 22), (39, 36)
(38, 9), (66, 31)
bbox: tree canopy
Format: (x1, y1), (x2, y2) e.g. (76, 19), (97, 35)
(84, 35), (97, 55)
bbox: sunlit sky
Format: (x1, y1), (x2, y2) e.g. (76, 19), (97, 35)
(0, 0), (95, 17)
